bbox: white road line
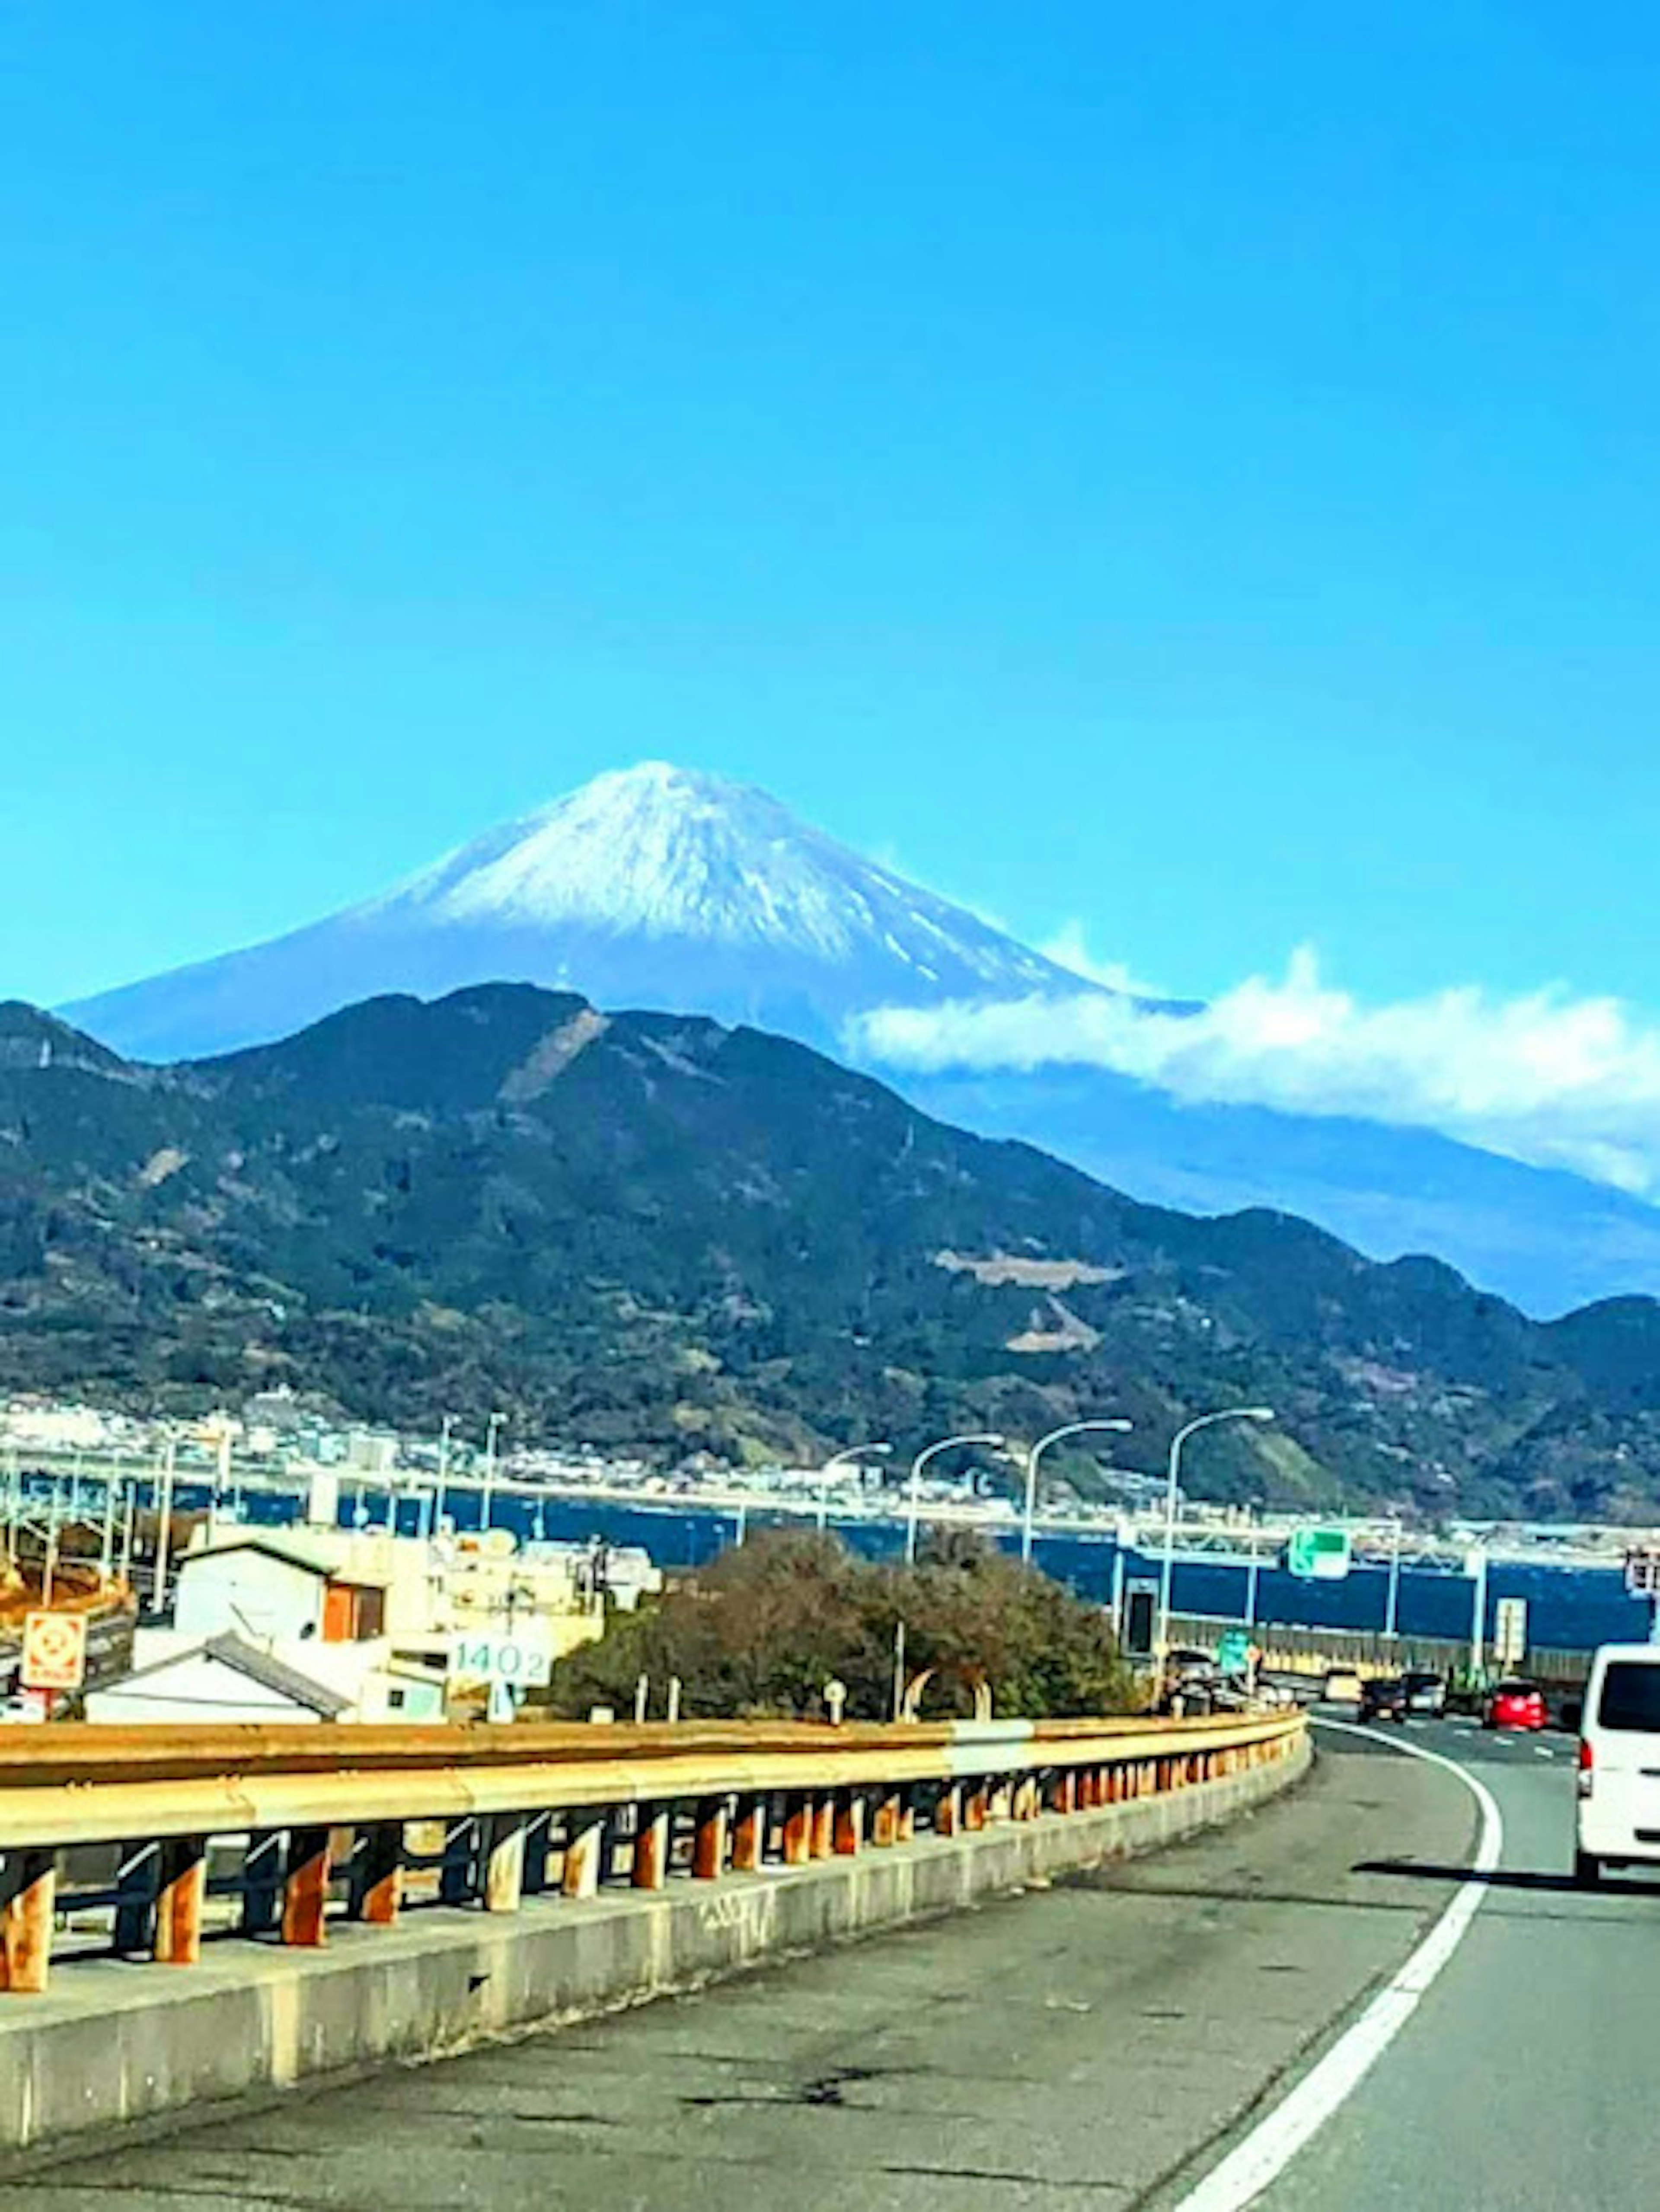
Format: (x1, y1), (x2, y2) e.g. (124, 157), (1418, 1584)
(1172, 1720), (1502, 2212)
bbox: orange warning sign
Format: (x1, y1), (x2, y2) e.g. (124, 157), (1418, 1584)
(21, 1611), (87, 1693)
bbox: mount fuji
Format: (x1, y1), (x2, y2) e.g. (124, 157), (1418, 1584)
(66, 763), (1121, 1062)
(60, 760), (1660, 1313)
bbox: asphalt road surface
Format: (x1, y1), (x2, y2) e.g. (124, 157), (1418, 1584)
(1254, 1712), (1660, 2212)
(2, 1717), (1648, 2209)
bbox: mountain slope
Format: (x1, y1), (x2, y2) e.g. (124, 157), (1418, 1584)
(57, 761), (1660, 1316)
(62, 763), (1103, 1062)
(902, 1061), (1660, 1319)
(5, 983), (1660, 1519)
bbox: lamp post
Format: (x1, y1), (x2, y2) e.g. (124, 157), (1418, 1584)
(905, 1433), (1005, 1566)
(1468, 1542), (1489, 1675)
(818, 1443), (891, 1532)
(1384, 1513), (1403, 1640)
(153, 1431), (179, 1618)
(434, 1414), (453, 1532)
(1156, 1407), (1274, 1660)
(1022, 1419), (1132, 1565)
(482, 1412), (505, 1533)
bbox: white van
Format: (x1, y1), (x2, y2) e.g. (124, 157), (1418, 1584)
(1574, 1643), (1660, 1886)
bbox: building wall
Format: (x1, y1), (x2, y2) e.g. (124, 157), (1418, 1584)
(85, 1652), (322, 1724)
(174, 1551), (326, 1642)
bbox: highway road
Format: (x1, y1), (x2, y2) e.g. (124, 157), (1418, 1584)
(1, 1717), (1651, 2209)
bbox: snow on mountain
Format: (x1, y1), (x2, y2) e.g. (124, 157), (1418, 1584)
(62, 763), (1099, 1062)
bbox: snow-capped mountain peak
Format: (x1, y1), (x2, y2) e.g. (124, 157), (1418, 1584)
(382, 762), (958, 958)
(63, 762), (1098, 1060)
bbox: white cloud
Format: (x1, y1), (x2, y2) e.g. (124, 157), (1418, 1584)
(852, 945), (1660, 1198)
(1037, 921), (1168, 1000)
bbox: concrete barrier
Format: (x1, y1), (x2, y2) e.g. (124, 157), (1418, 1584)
(0, 1731), (1309, 2158)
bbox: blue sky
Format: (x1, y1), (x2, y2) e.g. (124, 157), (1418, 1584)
(8, 1), (1660, 1041)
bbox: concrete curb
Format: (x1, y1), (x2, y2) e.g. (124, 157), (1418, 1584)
(0, 1733), (1310, 2158)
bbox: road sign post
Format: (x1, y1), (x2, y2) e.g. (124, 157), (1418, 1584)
(1122, 1580), (1159, 1660)
(1217, 1629), (1251, 1675)
(21, 1612), (87, 1697)
(446, 1627), (553, 1697)
(1493, 1596), (1528, 1669)
(1625, 1550), (1660, 1642)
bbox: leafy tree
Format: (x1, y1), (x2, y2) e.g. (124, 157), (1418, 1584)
(541, 1528), (1134, 1722)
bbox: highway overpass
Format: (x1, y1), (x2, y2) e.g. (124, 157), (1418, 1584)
(0, 1715), (1645, 2209)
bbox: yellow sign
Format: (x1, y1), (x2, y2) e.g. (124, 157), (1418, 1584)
(21, 1611), (87, 1693)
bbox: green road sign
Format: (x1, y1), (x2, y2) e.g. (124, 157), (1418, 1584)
(1216, 1629), (1252, 1673)
(1286, 1526), (1352, 1581)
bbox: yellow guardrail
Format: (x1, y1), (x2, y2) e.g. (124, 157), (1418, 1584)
(0, 1709), (1306, 1994)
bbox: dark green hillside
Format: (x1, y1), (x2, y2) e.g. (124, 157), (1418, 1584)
(2, 982), (1658, 1517)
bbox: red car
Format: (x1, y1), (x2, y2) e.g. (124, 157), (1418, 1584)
(1485, 1679), (1548, 1731)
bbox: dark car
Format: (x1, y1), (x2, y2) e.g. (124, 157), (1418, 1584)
(1360, 1675), (1411, 1724)
(1402, 1669), (1446, 1716)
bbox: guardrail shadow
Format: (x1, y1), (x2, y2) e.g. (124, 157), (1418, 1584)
(1357, 1856), (1660, 1900)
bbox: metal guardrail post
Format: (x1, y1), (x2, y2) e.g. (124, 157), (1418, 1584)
(483, 1816), (528, 1914)
(631, 1805), (670, 1891)
(809, 1793), (835, 1860)
(935, 1782), (962, 1836)
(282, 1827), (333, 1947)
(782, 1793), (814, 1866)
(692, 1797), (729, 1880)
(872, 1788), (901, 1847)
(562, 1807), (607, 1899)
(154, 1837), (206, 1966)
(730, 1795), (766, 1872)
(0, 1849), (54, 1994)
(349, 1824), (403, 1925)
(833, 1789), (864, 1857)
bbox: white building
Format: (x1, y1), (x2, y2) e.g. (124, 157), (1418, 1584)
(109, 1520), (643, 1726)
(86, 1633), (355, 1725)
(173, 1533), (387, 1645)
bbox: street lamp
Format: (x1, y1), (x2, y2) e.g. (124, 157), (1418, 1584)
(1156, 1407), (1274, 1660)
(1022, 1419), (1133, 1565)
(1384, 1512), (1403, 1640)
(818, 1443), (892, 1532)
(434, 1413), (454, 1532)
(906, 1433), (1005, 1566)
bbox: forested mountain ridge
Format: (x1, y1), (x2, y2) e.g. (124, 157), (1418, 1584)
(4, 985), (1659, 1519)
